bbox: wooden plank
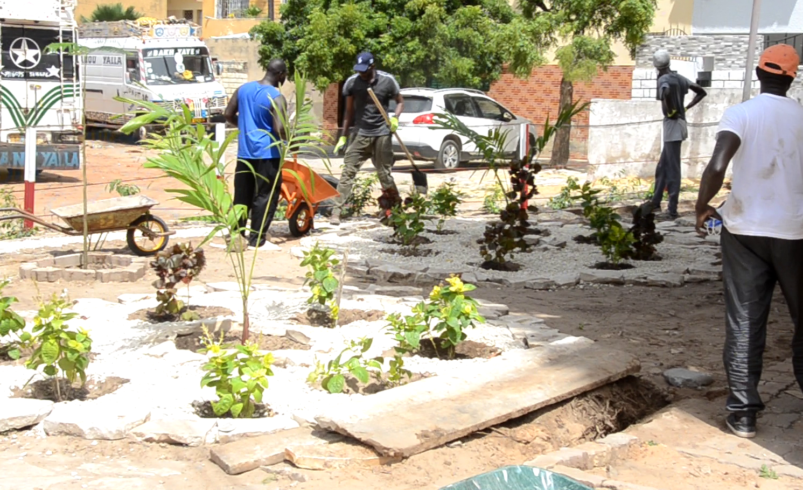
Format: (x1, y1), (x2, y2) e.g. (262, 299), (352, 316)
(316, 340), (639, 458)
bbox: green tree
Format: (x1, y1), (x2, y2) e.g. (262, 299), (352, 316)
(250, 0), (552, 92)
(520, 0), (656, 166)
(81, 3), (143, 23)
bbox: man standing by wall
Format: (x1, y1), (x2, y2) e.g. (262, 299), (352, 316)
(695, 44), (803, 438)
(330, 52), (404, 225)
(224, 59), (287, 248)
(649, 49), (707, 219)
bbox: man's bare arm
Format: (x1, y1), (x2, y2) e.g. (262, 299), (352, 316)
(340, 95), (354, 139)
(686, 83), (708, 111)
(695, 131), (741, 233)
(270, 94), (288, 141)
(224, 88), (239, 127)
(393, 93), (404, 119)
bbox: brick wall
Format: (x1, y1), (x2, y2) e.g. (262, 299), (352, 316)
(635, 34), (763, 70)
(322, 83), (341, 142)
(217, 61), (249, 95)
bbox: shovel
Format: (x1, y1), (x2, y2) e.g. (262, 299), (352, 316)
(367, 88), (428, 195)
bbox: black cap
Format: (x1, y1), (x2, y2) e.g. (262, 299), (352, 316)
(353, 52), (375, 73)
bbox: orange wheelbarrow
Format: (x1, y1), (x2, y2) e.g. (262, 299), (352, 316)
(281, 159), (340, 237)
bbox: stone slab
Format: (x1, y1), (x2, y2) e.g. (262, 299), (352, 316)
(663, 368), (714, 389)
(365, 285), (422, 297)
(0, 398), (54, 432)
(316, 342), (640, 458)
(209, 427), (342, 475)
(118, 293), (154, 304)
(43, 402), (150, 440)
(130, 418), (217, 447)
(285, 441), (402, 470)
(206, 282), (254, 293)
(524, 279), (556, 290)
(580, 270), (625, 285)
(475, 299), (509, 319)
(217, 417), (300, 444)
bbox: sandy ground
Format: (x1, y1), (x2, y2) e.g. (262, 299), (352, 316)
(1, 141), (799, 490)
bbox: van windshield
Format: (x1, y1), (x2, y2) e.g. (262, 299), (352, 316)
(142, 46), (214, 85)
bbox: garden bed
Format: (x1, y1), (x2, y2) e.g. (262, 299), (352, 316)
(128, 305), (234, 323)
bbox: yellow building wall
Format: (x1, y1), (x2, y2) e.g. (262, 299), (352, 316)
(199, 0), (281, 38)
(652, 0), (694, 34)
(75, 0), (167, 22)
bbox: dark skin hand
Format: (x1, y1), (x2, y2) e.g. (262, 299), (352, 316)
(694, 131), (741, 235)
(340, 65), (404, 139)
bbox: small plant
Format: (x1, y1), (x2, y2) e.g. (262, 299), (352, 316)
(577, 182), (636, 266)
(274, 201), (288, 221)
(242, 5), (262, 17)
(307, 337), (383, 394)
(150, 243), (207, 321)
(343, 173), (379, 218)
(423, 276), (485, 358)
(26, 293), (92, 401)
(385, 308), (428, 386)
(482, 183), (505, 214)
(106, 179), (140, 197)
(388, 193), (431, 248)
(759, 465), (778, 480)
(300, 243), (340, 323)
(0, 189), (36, 240)
(547, 176), (580, 210)
(429, 181), (463, 231)
(200, 328), (274, 418)
(0, 280), (28, 360)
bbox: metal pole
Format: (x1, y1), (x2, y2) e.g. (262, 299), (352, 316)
(23, 128), (37, 230)
(743, 0), (763, 102)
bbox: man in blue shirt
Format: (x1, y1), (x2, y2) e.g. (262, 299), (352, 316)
(224, 59), (287, 248)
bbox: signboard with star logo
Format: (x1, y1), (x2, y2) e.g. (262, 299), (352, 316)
(1, 26), (75, 80)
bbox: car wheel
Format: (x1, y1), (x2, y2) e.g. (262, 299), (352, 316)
(435, 139), (461, 169)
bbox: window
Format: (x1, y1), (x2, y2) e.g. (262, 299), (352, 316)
(125, 55), (140, 83)
(764, 34), (803, 62)
(182, 10), (194, 20)
(444, 94), (477, 117)
(389, 95), (432, 114)
(216, 0), (249, 18)
(472, 97), (506, 120)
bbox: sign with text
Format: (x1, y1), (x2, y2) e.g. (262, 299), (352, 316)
(0, 144), (81, 169)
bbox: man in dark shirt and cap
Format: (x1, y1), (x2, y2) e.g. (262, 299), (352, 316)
(330, 52), (404, 225)
(647, 49), (707, 219)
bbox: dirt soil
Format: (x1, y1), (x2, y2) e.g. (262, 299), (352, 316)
(415, 339), (501, 360)
(11, 376), (129, 402)
(175, 331), (311, 353)
(292, 308), (385, 327)
(191, 400), (274, 419)
(379, 247), (439, 257)
(128, 305), (234, 323)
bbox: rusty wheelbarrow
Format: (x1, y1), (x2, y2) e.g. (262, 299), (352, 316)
(0, 195), (174, 256)
(280, 159), (339, 237)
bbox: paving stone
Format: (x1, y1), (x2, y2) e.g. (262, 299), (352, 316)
(663, 368), (714, 389)
(371, 264), (424, 283)
(525, 279), (556, 290)
(18, 263), (37, 279)
(524, 236), (541, 247)
(285, 330), (311, 346)
(580, 270), (625, 285)
(118, 293), (154, 304)
(598, 433), (639, 461)
(553, 273), (580, 287)
(0, 399), (54, 432)
(217, 417), (300, 444)
(365, 285), (422, 297)
(475, 299), (509, 320)
(285, 440), (401, 470)
(541, 237), (567, 249)
(574, 441), (612, 468)
(317, 343), (639, 458)
(209, 427), (342, 475)
(425, 268), (469, 280)
(684, 274), (715, 284)
(44, 401), (150, 440)
(54, 254), (82, 267)
(130, 418), (217, 447)
(644, 273), (684, 287)
(688, 264), (722, 279)
(206, 282), (253, 292)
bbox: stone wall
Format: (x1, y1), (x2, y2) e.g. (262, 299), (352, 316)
(635, 34), (764, 70)
(216, 61), (250, 96)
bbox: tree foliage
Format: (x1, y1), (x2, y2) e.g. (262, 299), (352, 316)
(81, 3), (142, 23)
(250, 0), (553, 91)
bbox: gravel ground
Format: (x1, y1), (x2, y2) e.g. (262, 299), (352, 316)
(304, 215), (721, 282)
(0, 286), (530, 432)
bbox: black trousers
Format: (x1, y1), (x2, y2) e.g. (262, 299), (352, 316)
(650, 141), (682, 215)
(233, 158), (282, 238)
(721, 228), (803, 413)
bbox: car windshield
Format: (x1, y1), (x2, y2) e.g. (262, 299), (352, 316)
(142, 46), (214, 85)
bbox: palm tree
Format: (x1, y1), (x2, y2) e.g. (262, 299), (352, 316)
(81, 3), (142, 23)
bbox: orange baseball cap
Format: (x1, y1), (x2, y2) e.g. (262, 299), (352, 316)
(758, 44), (800, 77)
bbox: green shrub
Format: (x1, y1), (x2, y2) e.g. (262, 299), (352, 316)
(301, 243), (340, 323)
(388, 193), (430, 247)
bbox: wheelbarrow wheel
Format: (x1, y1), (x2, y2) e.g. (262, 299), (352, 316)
(288, 202), (313, 237)
(127, 214), (169, 256)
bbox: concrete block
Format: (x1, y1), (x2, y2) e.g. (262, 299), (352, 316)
(711, 80), (725, 88)
(599, 433), (639, 461)
(728, 70), (745, 80)
(711, 70), (728, 80)
(19, 263), (37, 279)
(574, 441), (612, 468)
(631, 80), (642, 89)
(34, 267), (61, 283)
(110, 255), (132, 267)
(642, 79), (657, 89)
(724, 80), (742, 89)
(67, 269), (97, 282)
(631, 89), (644, 99)
(35, 258), (54, 267)
(632, 68), (653, 80)
(54, 254), (82, 267)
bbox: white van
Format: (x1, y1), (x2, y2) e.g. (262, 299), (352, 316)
(78, 20), (228, 139)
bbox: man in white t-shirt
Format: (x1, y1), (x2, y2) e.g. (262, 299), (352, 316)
(695, 44), (803, 439)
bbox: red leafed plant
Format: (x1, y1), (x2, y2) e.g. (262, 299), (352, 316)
(150, 243), (206, 321)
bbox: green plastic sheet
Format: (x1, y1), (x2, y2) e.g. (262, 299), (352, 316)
(440, 465), (593, 490)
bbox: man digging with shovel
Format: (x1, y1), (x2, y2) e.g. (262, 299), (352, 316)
(330, 52), (404, 225)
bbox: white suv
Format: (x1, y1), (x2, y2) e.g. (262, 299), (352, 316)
(388, 88), (537, 169)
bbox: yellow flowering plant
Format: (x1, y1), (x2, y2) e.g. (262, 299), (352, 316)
(424, 276), (485, 358)
(300, 242), (340, 324)
(200, 327), (274, 418)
